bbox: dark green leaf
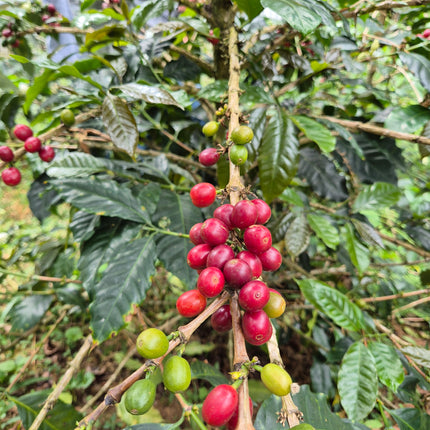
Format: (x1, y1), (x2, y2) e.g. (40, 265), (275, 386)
(124, 415), (184, 430)
(27, 175), (59, 222)
(405, 225), (430, 251)
(368, 342), (405, 391)
(102, 93), (139, 156)
(290, 115), (336, 153)
(258, 108), (299, 203)
(310, 361), (336, 398)
(197, 80), (228, 102)
(235, 0), (263, 20)
(70, 211), (100, 243)
(344, 223), (370, 275)
(352, 182), (400, 213)
(385, 105), (430, 134)
(131, 0), (169, 30)
(164, 56), (202, 82)
(247, 107), (268, 162)
(297, 279), (367, 332)
(338, 342), (378, 421)
(190, 361), (229, 386)
(50, 177), (151, 224)
(398, 52), (430, 92)
(389, 408), (430, 430)
(58, 65), (104, 91)
(351, 219), (384, 248)
(401, 346), (430, 369)
(11, 390), (81, 430)
(254, 395), (287, 430)
(261, 0), (321, 35)
(285, 213), (310, 257)
(90, 236), (157, 342)
(23, 69), (55, 114)
(10, 295), (53, 331)
(307, 214), (339, 250)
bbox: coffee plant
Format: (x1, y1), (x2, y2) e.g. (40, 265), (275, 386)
(1, 0), (430, 429)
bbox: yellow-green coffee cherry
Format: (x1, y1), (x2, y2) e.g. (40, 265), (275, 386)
(202, 121), (220, 137)
(230, 125), (254, 145)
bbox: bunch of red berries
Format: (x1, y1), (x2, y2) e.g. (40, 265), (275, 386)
(417, 28), (430, 39)
(41, 3), (62, 27)
(0, 124), (55, 187)
(1, 21), (20, 49)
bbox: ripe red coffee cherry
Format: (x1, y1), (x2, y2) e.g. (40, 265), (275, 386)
(213, 203), (234, 230)
(39, 146), (55, 162)
(0, 146), (14, 162)
(47, 3), (56, 14)
(24, 136), (42, 153)
(259, 246), (282, 272)
(227, 396), (253, 430)
(202, 384), (238, 427)
(200, 218), (229, 246)
(238, 280), (270, 311)
(251, 198), (271, 224)
(210, 304), (232, 333)
(197, 266), (225, 298)
(243, 225), (272, 254)
(187, 243), (212, 270)
(189, 222), (204, 245)
(176, 289), (207, 317)
(242, 309), (272, 345)
(230, 200), (257, 230)
(13, 124), (33, 141)
(2, 28), (12, 38)
(206, 244), (235, 270)
(1, 167), (21, 186)
(223, 258), (252, 289)
(236, 250), (262, 279)
(190, 182), (216, 208)
(424, 28), (430, 38)
(199, 148), (220, 166)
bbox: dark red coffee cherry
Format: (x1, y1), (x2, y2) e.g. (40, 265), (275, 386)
(230, 200), (257, 230)
(39, 146), (55, 162)
(187, 244), (212, 270)
(251, 199), (271, 224)
(47, 3), (56, 14)
(176, 289), (207, 317)
(242, 309), (272, 345)
(200, 218), (229, 246)
(199, 148), (220, 166)
(13, 124), (33, 141)
(210, 304), (232, 333)
(2, 28), (12, 38)
(24, 136), (42, 153)
(236, 250), (262, 279)
(202, 384), (238, 427)
(243, 225), (272, 254)
(189, 222), (204, 245)
(206, 244), (235, 270)
(197, 267), (225, 298)
(213, 203), (234, 230)
(259, 246), (282, 272)
(1, 167), (21, 186)
(190, 182), (216, 208)
(238, 280), (270, 311)
(223, 258), (252, 289)
(227, 396), (253, 430)
(0, 146), (14, 162)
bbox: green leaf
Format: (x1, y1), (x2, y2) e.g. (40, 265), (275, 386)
(385, 105), (430, 134)
(197, 80), (228, 102)
(352, 182), (400, 213)
(81, 0), (97, 11)
(401, 346), (430, 369)
(258, 108), (299, 203)
(131, 0), (169, 30)
(290, 115), (336, 153)
(23, 69), (55, 114)
(261, 0), (321, 35)
(297, 279), (366, 332)
(190, 361), (229, 386)
(58, 64), (104, 91)
(11, 390), (82, 430)
(50, 177), (151, 224)
(389, 408), (430, 430)
(368, 342), (405, 392)
(102, 93), (139, 156)
(307, 214), (339, 249)
(10, 295), (53, 331)
(338, 342), (378, 422)
(254, 395), (287, 430)
(398, 52), (430, 92)
(85, 24), (126, 48)
(235, 0), (263, 20)
(351, 219), (384, 248)
(344, 223), (370, 275)
(116, 83), (183, 109)
(90, 236), (157, 342)
(285, 213), (310, 257)
(123, 416), (184, 430)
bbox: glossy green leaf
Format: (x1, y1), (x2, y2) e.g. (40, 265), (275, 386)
(290, 115), (336, 153)
(401, 346), (430, 369)
(297, 279), (367, 332)
(58, 64), (104, 91)
(123, 414), (184, 430)
(235, 0), (263, 20)
(258, 108), (299, 203)
(307, 213), (339, 249)
(389, 408), (430, 430)
(338, 342), (378, 422)
(11, 390), (82, 430)
(398, 52), (430, 92)
(261, 0), (321, 35)
(254, 395), (288, 430)
(116, 83), (183, 109)
(85, 24), (126, 48)
(285, 213), (310, 257)
(190, 361), (229, 386)
(385, 105), (430, 134)
(132, 0), (169, 30)
(368, 342), (405, 391)
(352, 182), (400, 213)
(102, 93), (139, 156)
(23, 69), (55, 114)
(50, 177), (151, 224)
(10, 295), (53, 331)
(90, 236), (157, 342)
(197, 80), (228, 102)
(81, 0), (97, 10)
(351, 219), (384, 248)
(344, 223), (370, 274)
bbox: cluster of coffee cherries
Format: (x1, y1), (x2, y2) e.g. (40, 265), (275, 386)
(1, 21), (21, 49)
(0, 124), (55, 187)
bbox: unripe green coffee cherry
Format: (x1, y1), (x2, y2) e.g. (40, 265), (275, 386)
(136, 328), (169, 359)
(202, 121), (219, 137)
(162, 355), (191, 392)
(124, 379), (156, 415)
(291, 424), (315, 430)
(60, 109), (75, 127)
(230, 125), (254, 145)
(230, 144), (248, 166)
(260, 363), (292, 396)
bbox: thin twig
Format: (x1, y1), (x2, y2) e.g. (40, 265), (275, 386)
(362, 288), (430, 303)
(392, 296), (430, 314)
